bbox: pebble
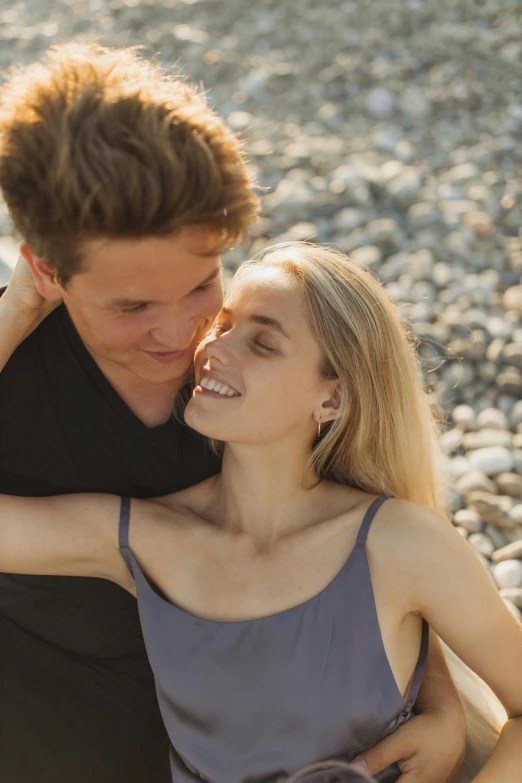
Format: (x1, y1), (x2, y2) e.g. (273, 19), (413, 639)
(499, 588), (522, 609)
(349, 245), (382, 268)
(465, 491), (514, 528)
(455, 470), (497, 496)
(492, 540), (522, 564)
(467, 447), (515, 476)
(503, 286), (522, 312)
(452, 405), (477, 431)
(493, 560), (522, 590)
(503, 599), (522, 622)
(467, 533), (495, 559)
(463, 430), (513, 450)
(496, 473), (522, 499)
(476, 408), (509, 431)
(453, 508), (483, 534)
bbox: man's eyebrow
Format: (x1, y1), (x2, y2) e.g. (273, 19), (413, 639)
(111, 297), (157, 308)
(188, 266), (222, 294)
(222, 307), (289, 338)
(110, 268), (221, 307)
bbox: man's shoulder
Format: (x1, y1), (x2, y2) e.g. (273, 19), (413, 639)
(0, 303), (69, 381)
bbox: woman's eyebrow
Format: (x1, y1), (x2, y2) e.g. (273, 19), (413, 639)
(221, 307), (289, 339)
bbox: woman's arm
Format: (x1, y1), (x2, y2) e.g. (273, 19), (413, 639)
(0, 493), (132, 589)
(0, 254), (61, 371)
(399, 501), (522, 782)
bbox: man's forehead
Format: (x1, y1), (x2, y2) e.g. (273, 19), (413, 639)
(84, 229), (222, 263)
(74, 232), (222, 301)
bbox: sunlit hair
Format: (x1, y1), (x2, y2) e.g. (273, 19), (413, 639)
(0, 43), (259, 283)
(216, 242), (506, 777)
(227, 242), (445, 512)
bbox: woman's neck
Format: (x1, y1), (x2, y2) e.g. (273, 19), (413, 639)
(214, 440), (322, 546)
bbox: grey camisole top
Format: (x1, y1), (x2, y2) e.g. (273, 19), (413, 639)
(119, 495), (429, 783)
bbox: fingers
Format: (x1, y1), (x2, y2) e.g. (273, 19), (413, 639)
(352, 727), (413, 777)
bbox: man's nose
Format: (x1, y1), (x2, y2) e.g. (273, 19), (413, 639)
(149, 312), (196, 348)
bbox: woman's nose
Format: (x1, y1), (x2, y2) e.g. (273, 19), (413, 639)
(203, 333), (235, 366)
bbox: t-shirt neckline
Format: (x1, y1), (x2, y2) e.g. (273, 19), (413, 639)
(59, 305), (179, 442)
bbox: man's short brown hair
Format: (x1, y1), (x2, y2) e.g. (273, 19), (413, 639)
(0, 43), (259, 282)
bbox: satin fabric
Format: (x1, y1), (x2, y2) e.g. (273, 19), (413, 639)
(119, 495), (429, 783)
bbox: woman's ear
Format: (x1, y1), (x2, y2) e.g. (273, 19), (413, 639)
(20, 243), (63, 301)
(315, 383), (343, 426)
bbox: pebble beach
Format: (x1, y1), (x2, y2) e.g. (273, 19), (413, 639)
(0, 1), (521, 615)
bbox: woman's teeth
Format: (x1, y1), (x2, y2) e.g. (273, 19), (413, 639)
(200, 376), (238, 397)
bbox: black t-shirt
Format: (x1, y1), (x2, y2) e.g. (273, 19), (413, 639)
(0, 300), (220, 783)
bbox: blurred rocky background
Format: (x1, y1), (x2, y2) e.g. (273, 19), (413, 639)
(1, 0), (522, 611)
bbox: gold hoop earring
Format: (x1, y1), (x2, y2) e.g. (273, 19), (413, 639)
(317, 421), (321, 437)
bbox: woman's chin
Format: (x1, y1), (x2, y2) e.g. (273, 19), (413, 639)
(184, 401), (225, 440)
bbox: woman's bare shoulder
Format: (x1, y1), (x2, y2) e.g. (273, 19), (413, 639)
(363, 496), (453, 566)
(147, 475), (220, 527)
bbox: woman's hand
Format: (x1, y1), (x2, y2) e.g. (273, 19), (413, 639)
(3, 254), (62, 330)
(0, 255), (62, 370)
(351, 705), (465, 782)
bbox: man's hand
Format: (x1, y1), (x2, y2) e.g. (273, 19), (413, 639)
(351, 706), (466, 782)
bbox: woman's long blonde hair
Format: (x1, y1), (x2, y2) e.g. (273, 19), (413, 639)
(231, 242), (505, 781)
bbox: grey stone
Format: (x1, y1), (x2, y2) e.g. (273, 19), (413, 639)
(440, 428), (464, 455)
(407, 202), (442, 229)
(502, 343), (522, 370)
(455, 470), (497, 495)
(484, 524), (510, 550)
(499, 588), (522, 609)
(463, 430), (513, 450)
(468, 446), (515, 476)
(453, 508), (483, 534)
(503, 286), (522, 312)
(497, 369), (522, 396)
(365, 218), (401, 248)
(366, 88), (395, 120)
(332, 208), (366, 234)
(465, 491), (514, 528)
(399, 86), (431, 119)
(349, 245), (382, 268)
(492, 540), (522, 563)
(452, 405), (477, 431)
(496, 473), (522, 499)
(467, 533), (495, 558)
(386, 167), (423, 208)
(493, 559), (522, 589)
(476, 408), (509, 431)
(503, 598), (522, 621)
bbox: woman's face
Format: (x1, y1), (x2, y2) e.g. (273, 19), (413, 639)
(184, 265), (337, 446)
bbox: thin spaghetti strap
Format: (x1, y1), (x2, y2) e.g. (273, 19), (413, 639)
(118, 496), (133, 575)
(405, 619), (430, 708)
(355, 495), (390, 547)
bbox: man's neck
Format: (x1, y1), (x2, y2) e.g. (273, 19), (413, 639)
(93, 353), (181, 429)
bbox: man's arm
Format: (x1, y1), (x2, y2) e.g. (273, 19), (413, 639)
(352, 630), (466, 782)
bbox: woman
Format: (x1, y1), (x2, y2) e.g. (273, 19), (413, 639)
(0, 243), (520, 782)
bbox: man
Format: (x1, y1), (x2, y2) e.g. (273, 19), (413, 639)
(0, 43), (465, 783)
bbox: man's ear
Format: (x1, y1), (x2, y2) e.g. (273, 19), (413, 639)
(20, 243), (63, 301)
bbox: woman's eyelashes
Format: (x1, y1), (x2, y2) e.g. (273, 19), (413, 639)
(251, 339), (274, 354)
(212, 324), (276, 355)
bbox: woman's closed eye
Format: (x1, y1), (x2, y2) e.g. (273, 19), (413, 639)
(252, 338), (275, 354)
(211, 323), (276, 354)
